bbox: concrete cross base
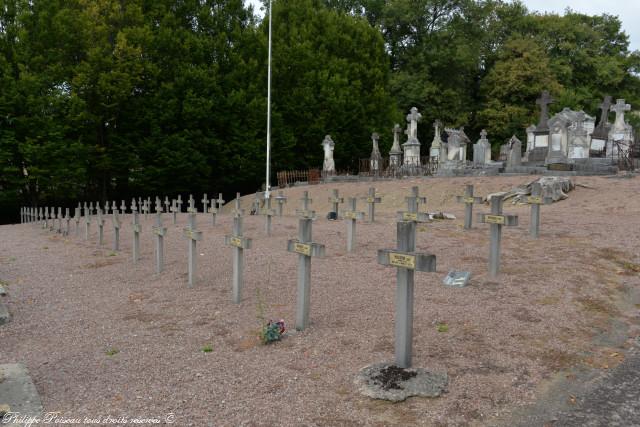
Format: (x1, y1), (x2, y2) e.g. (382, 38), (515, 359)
(354, 362), (448, 402)
(0, 301), (10, 325)
(0, 364), (43, 423)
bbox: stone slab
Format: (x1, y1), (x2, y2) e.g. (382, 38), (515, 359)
(443, 271), (471, 288)
(0, 364), (43, 425)
(0, 285), (6, 296)
(355, 362), (448, 402)
(0, 302), (10, 325)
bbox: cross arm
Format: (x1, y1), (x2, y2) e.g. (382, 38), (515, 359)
(476, 213), (518, 226)
(342, 210), (365, 220)
(456, 196), (483, 204)
(396, 211), (430, 223)
(363, 196), (382, 203)
(295, 209), (316, 220)
(183, 228), (203, 241)
(377, 249), (436, 272)
(526, 195), (553, 205)
(261, 208), (276, 216)
(153, 226), (168, 237)
(328, 197), (344, 203)
(405, 196), (427, 204)
(287, 239), (325, 257)
(225, 235), (252, 249)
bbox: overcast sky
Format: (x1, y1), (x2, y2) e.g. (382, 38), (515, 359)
(244, 0), (639, 51)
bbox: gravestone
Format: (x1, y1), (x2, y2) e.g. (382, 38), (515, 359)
(608, 98), (634, 156)
(176, 195), (183, 214)
(322, 135), (336, 176)
(287, 191), (325, 331)
(590, 95), (612, 153)
(473, 130), (492, 166)
(430, 120), (443, 163)
(201, 193), (208, 214)
(390, 124), (403, 167)
(504, 135), (523, 168)
(224, 194), (253, 304)
(164, 196), (170, 213)
(362, 187), (382, 223)
(377, 221), (437, 368)
(84, 204), (91, 241)
(262, 196), (276, 236)
(208, 199), (218, 226)
(43, 207), (49, 229)
(341, 198), (365, 252)
(57, 207), (63, 233)
(171, 200), (178, 225)
(398, 187), (428, 222)
(142, 200), (150, 220)
(402, 107), (422, 166)
(370, 132), (382, 176)
(477, 195), (519, 277)
(455, 185), (483, 229)
(96, 208), (105, 245)
(112, 206), (121, 251)
(120, 200), (127, 215)
(64, 208), (70, 236)
(131, 200), (142, 263)
(74, 207), (81, 236)
(104, 201), (110, 215)
(275, 191), (287, 216)
(534, 90), (555, 148)
(184, 198), (203, 287)
(328, 189), (344, 216)
(251, 192), (262, 215)
(153, 199), (168, 273)
(526, 182), (552, 239)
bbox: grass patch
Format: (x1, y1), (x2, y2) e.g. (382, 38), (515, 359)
(105, 348), (119, 356)
(108, 252), (117, 257)
(576, 296), (619, 316)
(201, 344), (213, 353)
(436, 323), (449, 333)
(537, 296), (560, 305)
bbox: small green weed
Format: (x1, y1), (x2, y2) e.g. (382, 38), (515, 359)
(201, 344), (213, 353)
(105, 348), (119, 356)
(437, 323), (449, 333)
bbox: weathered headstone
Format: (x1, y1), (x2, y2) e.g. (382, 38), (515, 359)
(477, 195), (519, 277)
(526, 182), (552, 238)
(328, 189), (344, 216)
(322, 135), (336, 175)
(378, 221), (437, 368)
(275, 191), (287, 216)
(131, 200), (142, 263)
(403, 107), (422, 166)
(176, 195), (183, 213)
(224, 194), (253, 304)
(341, 197), (365, 252)
(164, 196), (170, 213)
(184, 198), (202, 287)
(112, 206), (121, 251)
(370, 132), (382, 176)
(153, 199), (168, 273)
(362, 187), (381, 223)
(455, 185), (483, 230)
(287, 191), (326, 331)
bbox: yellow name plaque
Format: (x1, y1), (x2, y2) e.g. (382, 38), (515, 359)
(463, 197), (475, 204)
(528, 196), (542, 204)
(229, 236), (242, 248)
(344, 212), (358, 220)
(294, 242), (311, 256)
(485, 215), (505, 225)
(402, 212), (418, 221)
(366, 197), (376, 203)
(389, 253), (416, 269)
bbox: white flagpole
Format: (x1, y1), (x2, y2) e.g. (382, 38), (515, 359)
(265, 0), (273, 200)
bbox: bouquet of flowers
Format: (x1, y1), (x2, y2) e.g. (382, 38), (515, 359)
(260, 319), (286, 344)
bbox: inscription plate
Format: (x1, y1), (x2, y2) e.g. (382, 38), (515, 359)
(402, 212), (418, 221)
(229, 236), (242, 248)
(463, 197), (475, 204)
(528, 196), (542, 204)
(485, 215), (505, 225)
(366, 197), (376, 203)
(344, 211), (358, 220)
(389, 253), (416, 269)
(294, 242), (311, 256)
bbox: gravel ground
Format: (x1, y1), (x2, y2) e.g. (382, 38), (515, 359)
(1, 175), (639, 426)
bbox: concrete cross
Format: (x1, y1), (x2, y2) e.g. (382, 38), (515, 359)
(406, 107), (422, 140)
(611, 98), (631, 129)
(201, 193), (208, 214)
(96, 207), (105, 245)
(296, 191), (315, 220)
(224, 193), (253, 303)
(176, 195), (183, 213)
(477, 195), (519, 277)
(142, 200), (150, 220)
(84, 204), (91, 241)
(341, 197), (365, 252)
(455, 185), (483, 229)
(362, 187), (382, 223)
(328, 189), (344, 216)
(262, 195), (276, 236)
(64, 208), (71, 236)
(104, 201), (110, 215)
(398, 186), (429, 223)
(287, 191), (326, 331)
(43, 207), (49, 229)
(216, 193), (225, 212)
(89, 202), (94, 216)
(170, 199), (178, 225)
(597, 96), (613, 128)
(525, 182), (552, 238)
(112, 206), (121, 251)
(251, 192), (262, 215)
(153, 198), (168, 273)
(535, 90), (555, 131)
(275, 191), (288, 217)
(164, 196), (170, 213)
(57, 207), (63, 234)
(131, 199), (142, 263)
(111, 201), (117, 215)
(74, 207), (81, 236)
(120, 200), (127, 215)
(377, 221), (437, 368)
(184, 197), (202, 287)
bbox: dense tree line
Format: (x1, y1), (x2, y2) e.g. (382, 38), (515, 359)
(1, 0), (639, 223)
